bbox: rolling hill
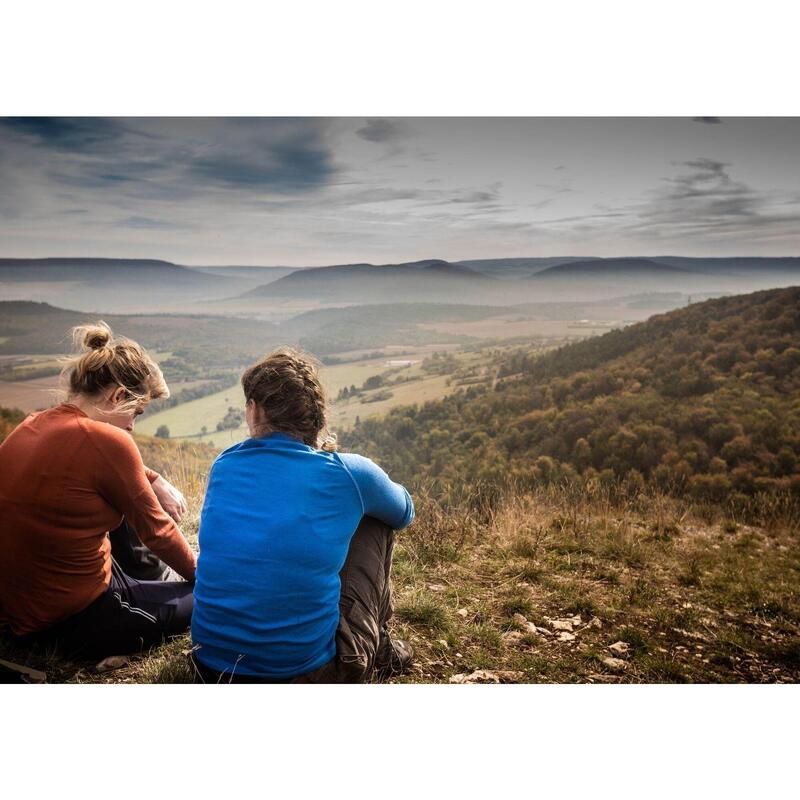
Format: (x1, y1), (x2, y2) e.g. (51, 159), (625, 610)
(342, 285), (800, 503)
(531, 258), (697, 279)
(236, 259), (499, 304)
(651, 256), (800, 277)
(456, 256), (602, 279)
(0, 258), (256, 313)
(0, 301), (281, 367)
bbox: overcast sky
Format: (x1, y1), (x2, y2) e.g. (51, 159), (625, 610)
(1, 117), (799, 265)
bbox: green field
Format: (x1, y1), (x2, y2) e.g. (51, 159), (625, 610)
(137, 358), (422, 446)
(136, 348), (495, 447)
(329, 373), (456, 429)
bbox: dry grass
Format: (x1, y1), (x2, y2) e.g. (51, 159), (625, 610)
(2, 447), (799, 684)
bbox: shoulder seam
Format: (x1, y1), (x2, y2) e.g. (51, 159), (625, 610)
(79, 417), (141, 481)
(335, 453), (366, 517)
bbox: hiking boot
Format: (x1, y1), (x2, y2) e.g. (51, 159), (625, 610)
(373, 629), (414, 680)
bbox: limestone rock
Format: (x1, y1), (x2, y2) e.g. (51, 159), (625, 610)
(512, 612), (539, 634)
(93, 655), (131, 674)
(449, 669), (523, 684)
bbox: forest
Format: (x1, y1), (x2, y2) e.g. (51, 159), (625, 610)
(342, 286), (800, 510)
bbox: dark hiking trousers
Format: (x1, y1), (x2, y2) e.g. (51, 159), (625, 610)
(16, 557), (194, 661)
(191, 515), (396, 684)
(109, 518), (180, 581)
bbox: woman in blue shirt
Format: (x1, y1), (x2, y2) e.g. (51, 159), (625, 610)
(191, 348), (415, 683)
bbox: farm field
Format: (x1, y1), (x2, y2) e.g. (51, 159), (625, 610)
(329, 373), (456, 429)
(137, 346), (496, 447)
(0, 376), (61, 411)
(0, 351), (175, 413)
(136, 355), (425, 446)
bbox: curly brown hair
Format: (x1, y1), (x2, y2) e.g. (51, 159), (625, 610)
(241, 347), (336, 450)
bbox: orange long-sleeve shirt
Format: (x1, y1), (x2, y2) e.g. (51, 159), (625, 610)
(0, 404), (196, 635)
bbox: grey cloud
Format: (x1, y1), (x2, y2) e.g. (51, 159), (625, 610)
(425, 184), (503, 207)
(342, 188), (421, 205)
(536, 183), (573, 194)
(118, 216), (187, 230)
(189, 126), (335, 194)
(447, 190), (496, 204)
(356, 118), (405, 143)
(15, 118), (339, 199)
(609, 158), (800, 243)
(656, 158), (761, 218)
(0, 117), (123, 152)
(692, 117), (722, 124)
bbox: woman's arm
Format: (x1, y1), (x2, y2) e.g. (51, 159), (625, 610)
(87, 427), (196, 580)
(339, 453), (415, 530)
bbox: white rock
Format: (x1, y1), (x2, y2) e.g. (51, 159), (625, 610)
(449, 669), (523, 684)
(93, 655), (130, 673)
(608, 641), (630, 656)
(550, 619), (574, 632)
(512, 612), (539, 634)
(601, 657), (628, 672)
(558, 631), (576, 642)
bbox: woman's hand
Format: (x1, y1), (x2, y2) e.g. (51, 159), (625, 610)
(151, 475), (188, 523)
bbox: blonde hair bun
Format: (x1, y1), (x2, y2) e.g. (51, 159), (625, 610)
(61, 320), (169, 408)
(77, 322), (113, 351)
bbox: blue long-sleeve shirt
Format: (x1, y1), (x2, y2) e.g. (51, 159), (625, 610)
(191, 433), (414, 678)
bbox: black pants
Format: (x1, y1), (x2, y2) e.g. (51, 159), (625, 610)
(109, 518), (177, 581)
(192, 515), (397, 684)
(18, 524), (194, 661)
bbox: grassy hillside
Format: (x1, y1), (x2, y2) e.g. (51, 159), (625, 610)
(1, 456), (798, 684)
(0, 301), (283, 368)
(342, 287), (800, 509)
(2, 286), (799, 683)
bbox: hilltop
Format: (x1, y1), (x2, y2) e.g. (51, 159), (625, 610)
(236, 258), (497, 304)
(530, 257), (697, 278)
(0, 257), (266, 314)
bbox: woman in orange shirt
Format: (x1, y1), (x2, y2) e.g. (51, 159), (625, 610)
(0, 322), (196, 660)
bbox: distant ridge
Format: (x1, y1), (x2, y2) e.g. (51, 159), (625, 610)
(237, 258), (494, 302)
(457, 256), (601, 278)
(651, 256), (800, 275)
(0, 257), (219, 280)
(0, 257), (185, 269)
(530, 257), (699, 279)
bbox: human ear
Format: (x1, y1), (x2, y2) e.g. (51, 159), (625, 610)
(110, 386), (128, 407)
